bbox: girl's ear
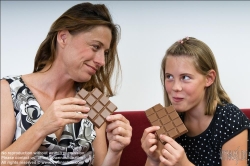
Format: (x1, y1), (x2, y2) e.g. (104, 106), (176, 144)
(205, 69), (216, 87)
(57, 30), (69, 48)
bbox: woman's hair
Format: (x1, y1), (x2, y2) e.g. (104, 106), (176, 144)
(33, 2), (121, 97)
(160, 37), (231, 115)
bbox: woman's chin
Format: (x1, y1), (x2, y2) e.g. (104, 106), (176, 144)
(75, 75), (92, 83)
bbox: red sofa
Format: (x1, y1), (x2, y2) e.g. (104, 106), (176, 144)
(114, 109), (250, 166)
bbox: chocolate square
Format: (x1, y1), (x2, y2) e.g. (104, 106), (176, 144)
(75, 88), (117, 128)
(145, 103), (188, 144)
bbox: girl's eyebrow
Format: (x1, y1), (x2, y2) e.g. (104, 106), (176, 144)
(165, 73), (193, 76)
(164, 73), (171, 77)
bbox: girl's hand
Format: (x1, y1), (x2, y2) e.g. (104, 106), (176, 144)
(159, 134), (191, 166)
(141, 126), (162, 165)
(105, 114), (132, 153)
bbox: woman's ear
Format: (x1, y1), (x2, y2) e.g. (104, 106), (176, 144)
(205, 69), (216, 87)
(57, 30), (69, 48)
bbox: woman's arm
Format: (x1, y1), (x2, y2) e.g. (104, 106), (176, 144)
(92, 123), (108, 166)
(1, 79), (89, 166)
(1, 80), (46, 166)
(221, 129), (248, 166)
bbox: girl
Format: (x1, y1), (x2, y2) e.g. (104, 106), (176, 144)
(141, 37), (250, 166)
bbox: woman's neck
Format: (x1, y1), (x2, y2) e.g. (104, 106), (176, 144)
(23, 69), (76, 101)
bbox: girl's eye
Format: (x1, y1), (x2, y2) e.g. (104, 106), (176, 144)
(182, 75), (190, 80)
(165, 74), (173, 80)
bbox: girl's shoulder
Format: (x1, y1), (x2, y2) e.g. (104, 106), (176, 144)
(214, 102), (250, 133)
(215, 103), (245, 119)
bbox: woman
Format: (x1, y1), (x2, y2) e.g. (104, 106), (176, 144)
(1, 2), (132, 166)
(141, 37), (250, 166)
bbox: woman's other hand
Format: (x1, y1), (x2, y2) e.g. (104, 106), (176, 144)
(105, 114), (132, 153)
(141, 126), (162, 166)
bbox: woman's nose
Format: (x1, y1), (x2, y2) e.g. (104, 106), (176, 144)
(94, 51), (105, 67)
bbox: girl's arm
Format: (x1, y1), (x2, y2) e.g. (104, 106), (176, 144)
(221, 129), (248, 166)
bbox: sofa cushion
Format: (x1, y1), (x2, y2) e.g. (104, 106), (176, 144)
(113, 111), (150, 166)
(113, 109), (250, 166)
(242, 109), (250, 118)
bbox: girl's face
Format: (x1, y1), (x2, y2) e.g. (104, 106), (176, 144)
(164, 55), (209, 113)
(58, 26), (112, 82)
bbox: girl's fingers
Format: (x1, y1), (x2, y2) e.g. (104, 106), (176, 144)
(149, 144), (158, 153)
(160, 134), (179, 150)
(141, 126), (160, 141)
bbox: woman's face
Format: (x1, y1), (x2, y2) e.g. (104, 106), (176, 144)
(164, 55), (208, 113)
(59, 26), (112, 82)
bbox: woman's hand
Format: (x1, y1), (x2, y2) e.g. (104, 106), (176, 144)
(105, 114), (132, 153)
(141, 126), (162, 166)
(36, 97), (90, 136)
(159, 134), (192, 166)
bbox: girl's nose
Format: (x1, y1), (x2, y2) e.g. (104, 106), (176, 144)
(172, 80), (182, 92)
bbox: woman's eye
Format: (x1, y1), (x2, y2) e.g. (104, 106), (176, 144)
(104, 50), (109, 56)
(93, 45), (100, 50)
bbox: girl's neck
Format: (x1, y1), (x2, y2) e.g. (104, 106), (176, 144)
(184, 109), (213, 137)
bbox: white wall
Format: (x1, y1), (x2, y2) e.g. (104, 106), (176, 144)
(1, 1), (250, 111)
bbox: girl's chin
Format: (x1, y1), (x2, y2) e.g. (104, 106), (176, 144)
(171, 105), (186, 112)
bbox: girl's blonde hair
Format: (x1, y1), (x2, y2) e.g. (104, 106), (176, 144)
(160, 37), (231, 115)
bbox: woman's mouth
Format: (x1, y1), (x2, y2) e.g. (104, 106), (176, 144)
(86, 64), (97, 75)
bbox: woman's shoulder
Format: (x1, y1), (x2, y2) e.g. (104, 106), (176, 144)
(1, 75), (22, 83)
(1, 78), (12, 96)
(1, 75), (27, 93)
